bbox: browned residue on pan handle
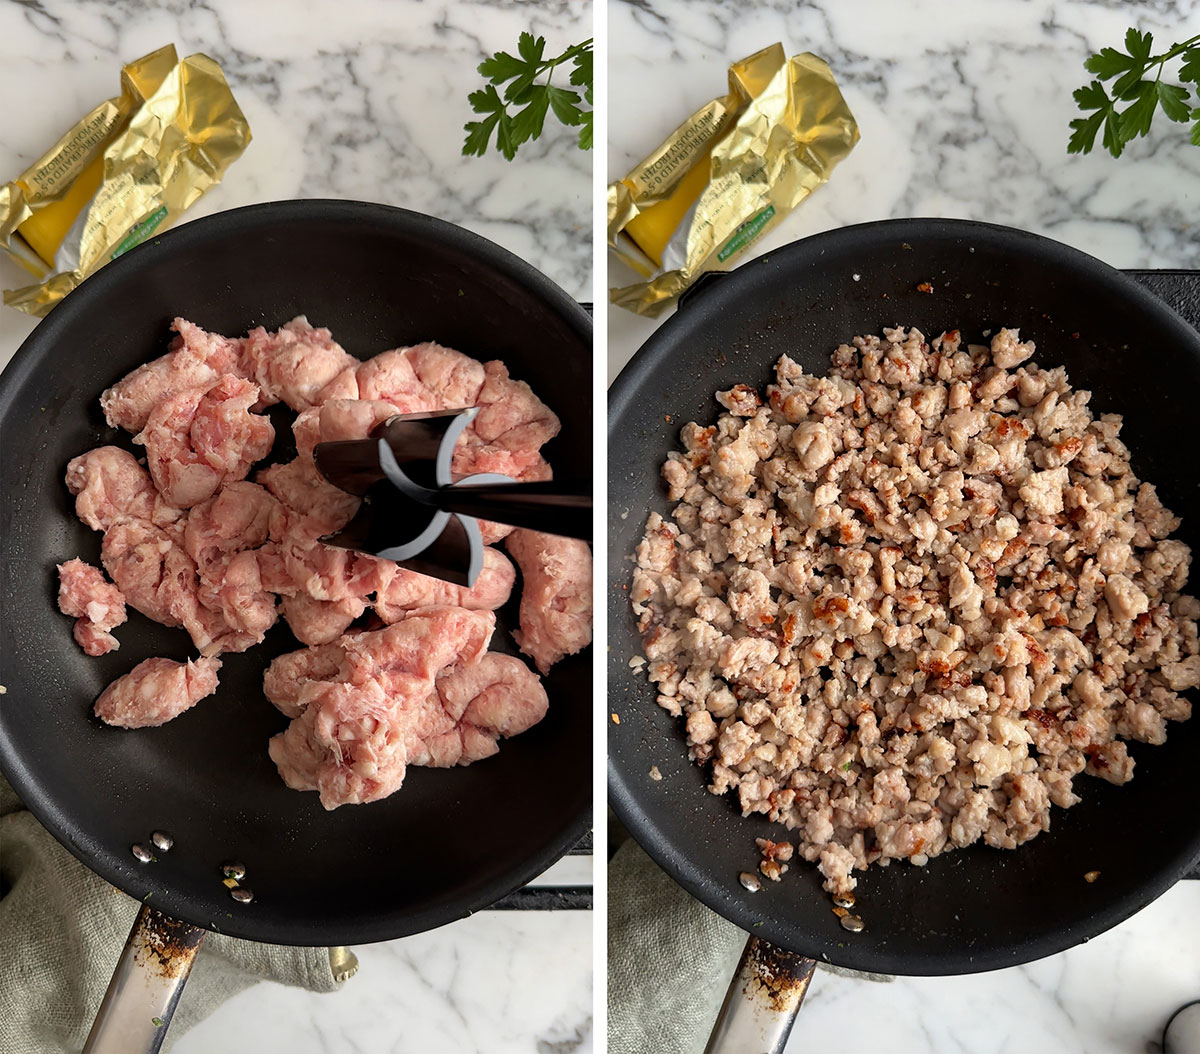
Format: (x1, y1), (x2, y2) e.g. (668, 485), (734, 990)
(130, 906), (207, 979)
(704, 935), (817, 1054)
(83, 905), (207, 1053)
(740, 934), (818, 1012)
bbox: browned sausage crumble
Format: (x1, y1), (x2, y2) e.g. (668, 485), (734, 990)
(631, 326), (1199, 897)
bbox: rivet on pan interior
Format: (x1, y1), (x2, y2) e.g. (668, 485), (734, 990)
(222, 862), (247, 881)
(739, 871), (762, 892)
(840, 914), (865, 933)
(833, 893), (856, 909)
(230, 887), (254, 904)
(151, 832), (173, 852)
(131, 844), (153, 864)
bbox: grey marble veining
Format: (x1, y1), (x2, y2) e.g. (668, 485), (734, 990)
(781, 882), (1200, 1053)
(608, 3), (1200, 1051)
(609, 0), (1200, 378)
(0, 0), (592, 366)
(0, 1), (593, 1052)
(171, 911), (594, 1054)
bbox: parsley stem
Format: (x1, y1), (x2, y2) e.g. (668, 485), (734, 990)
(541, 38), (593, 78)
(1147, 35), (1199, 87)
(1145, 33), (1200, 66)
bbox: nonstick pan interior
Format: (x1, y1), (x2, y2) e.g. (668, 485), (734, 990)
(608, 218), (1200, 975)
(0, 200), (592, 946)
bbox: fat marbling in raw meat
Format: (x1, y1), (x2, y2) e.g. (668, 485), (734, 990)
(57, 558), (127, 655)
(135, 374), (274, 508)
(94, 656), (222, 728)
(505, 529), (593, 674)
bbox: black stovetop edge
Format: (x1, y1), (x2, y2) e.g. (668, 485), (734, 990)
(487, 829), (594, 910)
(1126, 269), (1200, 333)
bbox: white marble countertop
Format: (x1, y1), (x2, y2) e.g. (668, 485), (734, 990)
(794, 882), (1200, 1053)
(0, 0), (592, 360)
(608, 0), (1200, 380)
(609, 1), (1200, 1051)
(0, 1), (592, 1052)
(174, 909), (593, 1054)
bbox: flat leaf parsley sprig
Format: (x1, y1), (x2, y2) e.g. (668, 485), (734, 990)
(1068, 27), (1200, 157)
(463, 34), (593, 160)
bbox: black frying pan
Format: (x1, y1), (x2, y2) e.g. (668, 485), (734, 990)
(608, 219), (1200, 993)
(0, 200), (592, 952)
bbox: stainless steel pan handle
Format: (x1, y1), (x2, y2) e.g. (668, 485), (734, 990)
(82, 905), (206, 1054)
(704, 935), (817, 1054)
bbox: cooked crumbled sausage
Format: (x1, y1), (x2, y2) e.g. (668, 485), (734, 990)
(632, 326), (1199, 896)
(759, 859), (788, 881)
(756, 837), (795, 863)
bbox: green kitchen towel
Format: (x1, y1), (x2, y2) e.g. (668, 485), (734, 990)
(608, 836), (894, 1054)
(0, 774), (347, 1054)
(608, 838), (746, 1054)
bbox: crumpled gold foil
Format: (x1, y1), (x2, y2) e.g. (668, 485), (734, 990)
(608, 44), (859, 317)
(2, 44), (251, 316)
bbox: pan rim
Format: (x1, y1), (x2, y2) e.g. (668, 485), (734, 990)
(0, 198), (593, 945)
(607, 216), (1200, 975)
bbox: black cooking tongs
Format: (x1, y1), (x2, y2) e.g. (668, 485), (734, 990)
(313, 408), (591, 587)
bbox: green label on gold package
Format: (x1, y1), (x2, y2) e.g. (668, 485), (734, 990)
(111, 205), (168, 259)
(718, 204), (776, 262)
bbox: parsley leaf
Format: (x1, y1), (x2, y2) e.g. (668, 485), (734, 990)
(510, 89), (550, 148)
(1069, 30), (1200, 156)
(463, 36), (593, 159)
(517, 31), (544, 66)
(462, 114), (500, 158)
(1085, 46), (1143, 82)
(1113, 64), (1150, 100)
(547, 86), (584, 127)
(1067, 110), (1105, 155)
(468, 86), (502, 114)
(1158, 81), (1192, 122)
(570, 49), (592, 92)
(1103, 106), (1125, 157)
(1119, 80), (1158, 140)
(462, 86), (505, 159)
(1068, 81), (1115, 155)
(1126, 27), (1154, 64)
(477, 51), (524, 83)
(495, 114), (517, 161)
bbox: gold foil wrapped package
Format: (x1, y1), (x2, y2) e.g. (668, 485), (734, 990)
(608, 44), (859, 317)
(1, 44), (251, 315)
